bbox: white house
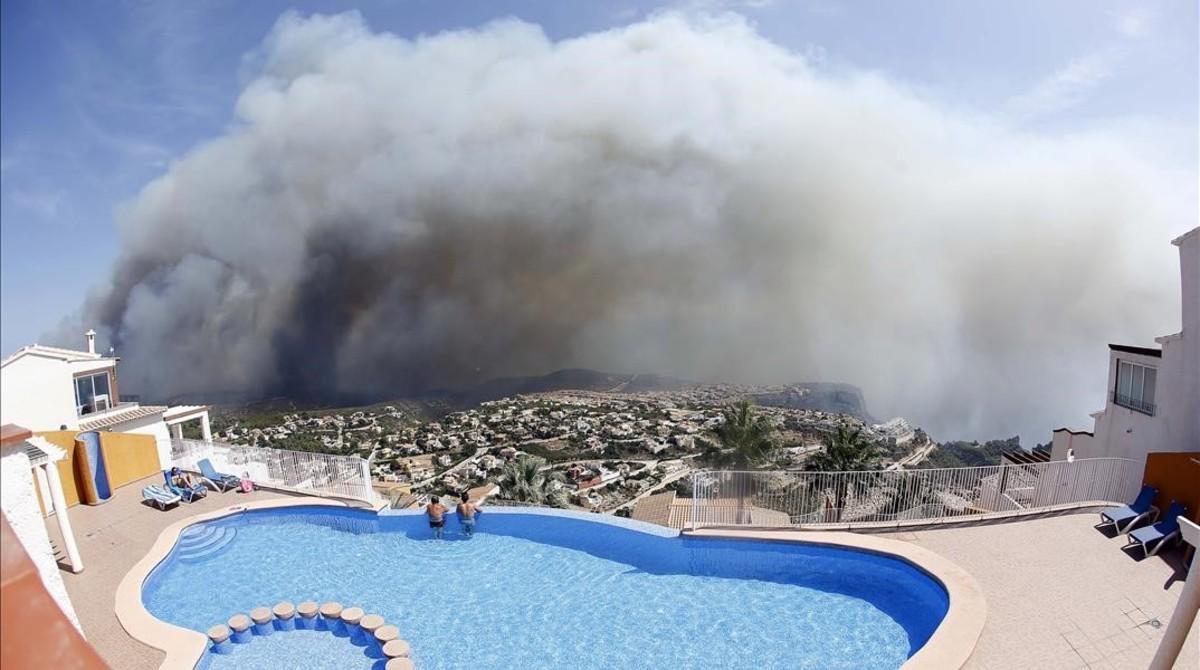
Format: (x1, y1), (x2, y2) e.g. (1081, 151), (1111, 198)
(0, 330), (212, 469)
(1053, 226), (1200, 464)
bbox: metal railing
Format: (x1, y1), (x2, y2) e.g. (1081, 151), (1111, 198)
(170, 438), (376, 505)
(1113, 392), (1156, 416)
(688, 457), (1141, 529)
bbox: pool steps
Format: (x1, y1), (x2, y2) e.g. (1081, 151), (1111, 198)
(176, 525), (237, 563)
(207, 600), (415, 667)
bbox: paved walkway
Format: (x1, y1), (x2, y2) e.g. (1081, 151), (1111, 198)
(43, 476), (294, 670)
(885, 513), (1198, 669)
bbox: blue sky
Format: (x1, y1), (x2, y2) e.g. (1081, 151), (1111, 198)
(1, 0), (1196, 355)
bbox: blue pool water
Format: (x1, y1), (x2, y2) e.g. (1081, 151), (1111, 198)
(203, 628), (371, 669)
(143, 507), (948, 670)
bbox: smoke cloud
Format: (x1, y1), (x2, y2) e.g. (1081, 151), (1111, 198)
(82, 12), (1188, 440)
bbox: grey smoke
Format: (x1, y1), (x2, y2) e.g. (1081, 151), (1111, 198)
(81, 12), (1188, 440)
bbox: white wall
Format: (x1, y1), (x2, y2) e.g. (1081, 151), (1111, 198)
(1080, 228), (1200, 464)
(1049, 429), (1093, 461)
(1084, 350), (1166, 464)
(0, 450), (81, 630)
(0, 355), (79, 431)
(121, 416), (174, 469)
(1164, 230), (1200, 452)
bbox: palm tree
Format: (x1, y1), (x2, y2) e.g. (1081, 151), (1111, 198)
(711, 400), (776, 523)
(712, 400), (776, 468)
(804, 426), (880, 521)
(498, 455), (568, 507)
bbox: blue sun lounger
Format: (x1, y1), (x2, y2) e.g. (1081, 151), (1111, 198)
(142, 485), (181, 510)
(1126, 501), (1187, 559)
(163, 470), (208, 503)
(1098, 484), (1158, 533)
(198, 458), (240, 492)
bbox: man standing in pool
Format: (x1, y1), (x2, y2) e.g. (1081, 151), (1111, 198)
(457, 492), (481, 537)
(425, 495), (448, 539)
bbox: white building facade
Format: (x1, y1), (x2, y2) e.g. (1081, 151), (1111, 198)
(1053, 227), (1200, 463)
(0, 330), (211, 469)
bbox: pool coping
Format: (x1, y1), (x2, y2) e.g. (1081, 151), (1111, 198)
(118, 501), (984, 670)
(114, 497), (348, 670)
(684, 528), (986, 670)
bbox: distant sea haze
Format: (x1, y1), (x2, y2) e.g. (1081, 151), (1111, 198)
(65, 12), (1184, 443)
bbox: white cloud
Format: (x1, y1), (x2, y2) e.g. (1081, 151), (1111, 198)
(1110, 7), (1154, 39)
(10, 189), (66, 219)
(1005, 50), (1118, 121)
(1006, 5), (1156, 122)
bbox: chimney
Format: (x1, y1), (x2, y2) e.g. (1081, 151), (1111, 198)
(85, 329), (96, 355)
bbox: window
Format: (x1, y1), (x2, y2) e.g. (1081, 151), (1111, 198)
(1114, 360), (1156, 416)
(75, 372), (112, 416)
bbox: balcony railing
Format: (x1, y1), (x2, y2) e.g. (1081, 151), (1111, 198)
(77, 401), (139, 420)
(1112, 392), (1156, 416)
(688, 457), (1142, 530)
(170, 438), (377, 505)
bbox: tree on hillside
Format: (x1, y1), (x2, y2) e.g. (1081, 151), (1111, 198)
(498, 455), (568, 507)
(712, 400), (776, 469)
(710, 400), (777, 523)
(804, 426), (881, 520)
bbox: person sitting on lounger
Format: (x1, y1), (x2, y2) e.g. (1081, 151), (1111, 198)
(457, 493), (481, 536)
(426, 496), (448, 539)
(170, 467), (199, 489)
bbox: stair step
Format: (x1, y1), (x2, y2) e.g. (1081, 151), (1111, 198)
(179, 525), (218, 545)
(178, 527), (237, 563)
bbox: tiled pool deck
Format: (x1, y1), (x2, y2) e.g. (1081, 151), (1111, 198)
(45, 480), (1197, 669)
(881, 515), (1198, 670)
(43, 476), (299, 670)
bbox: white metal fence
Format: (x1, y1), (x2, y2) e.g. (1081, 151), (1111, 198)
(689, 457), (1142, 529)
(171, 438), (376, 505)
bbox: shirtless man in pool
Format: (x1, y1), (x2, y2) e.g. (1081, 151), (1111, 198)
(425, 496), (448, 539)
(457, 492), (481, 536)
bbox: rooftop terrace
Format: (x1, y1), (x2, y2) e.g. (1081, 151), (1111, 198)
(44, 478), (1197, 670)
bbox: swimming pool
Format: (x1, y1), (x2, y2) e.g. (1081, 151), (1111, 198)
(141, 506), (951, 669)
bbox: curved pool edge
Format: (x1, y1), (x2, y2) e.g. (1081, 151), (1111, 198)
(685, 528), (986, 670)
(114, 497), (349, 670)
(119, 501), (984, 670)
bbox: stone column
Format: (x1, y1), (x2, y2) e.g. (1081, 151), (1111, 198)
(1149, 517), (1199, 670)
(43, 462), (83, 573)
(33, 464), (52, 516)
(200, 412), (213, 443)
(169, 423), (183, 440)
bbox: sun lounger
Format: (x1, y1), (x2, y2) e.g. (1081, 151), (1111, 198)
(1098, 484), (1158, 533)
(163, 470), (208, 503)
(143, 485), (181, 510)
(1126, 501), (1187, 558)
(197, 458), (240, 492)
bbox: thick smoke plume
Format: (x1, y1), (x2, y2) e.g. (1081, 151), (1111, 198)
(83, 12), (1186, 440)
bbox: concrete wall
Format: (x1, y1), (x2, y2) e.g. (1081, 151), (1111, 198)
(0, 450), (81, 630)
(0, 355), (78, 432)
(1164, 229), (1200, 453)
(1049, 429), (1093, 461)
(33, 431), (161, 513)
(122, 417), (174, 469)
(1142, 451), (1200, 523)
(1078, 229), (1200, 465)
(1083, 350), (1165, 464)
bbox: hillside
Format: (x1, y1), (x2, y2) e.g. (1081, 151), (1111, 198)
(924, 437), (1020, 468)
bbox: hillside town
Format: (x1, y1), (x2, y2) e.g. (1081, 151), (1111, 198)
(211, 386), (934, 513)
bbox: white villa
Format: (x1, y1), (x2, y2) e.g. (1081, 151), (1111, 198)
(1052, 226), (1200, 464)
(0, 329), (212, 468)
